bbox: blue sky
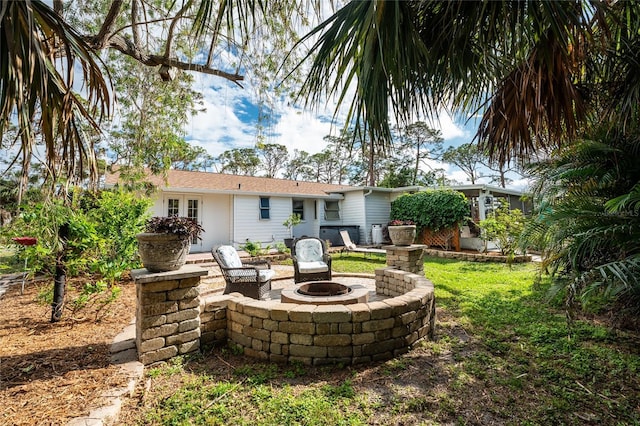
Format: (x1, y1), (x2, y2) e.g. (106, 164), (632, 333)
(182, 72), (529, 190)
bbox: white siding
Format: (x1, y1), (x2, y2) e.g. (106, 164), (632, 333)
(341, 191), (367, 242)
(233, 195), (292, 248)
(363, 192), (391, 244)
(148, 189), (393, 251)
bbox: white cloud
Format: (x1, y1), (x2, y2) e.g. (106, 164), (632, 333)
(508, 177), (532, 192)
(188, 98), (254, 155)
(428, 112), (468, 140)
(272, 108), (334, 154)
(184, 71), (475, 169)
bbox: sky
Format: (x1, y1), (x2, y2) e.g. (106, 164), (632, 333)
(183, 71), (529, 190)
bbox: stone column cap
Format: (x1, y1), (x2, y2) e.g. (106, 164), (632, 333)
(132, 265), (208, 284)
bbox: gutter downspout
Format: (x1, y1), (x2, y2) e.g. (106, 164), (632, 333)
(363, 189), (373, 243)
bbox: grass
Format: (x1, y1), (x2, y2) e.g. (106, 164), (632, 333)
(122, 256), (640, 425)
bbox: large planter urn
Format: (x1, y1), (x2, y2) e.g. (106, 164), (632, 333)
(136, 233), (190, 272)
(388, 225), (417, 246)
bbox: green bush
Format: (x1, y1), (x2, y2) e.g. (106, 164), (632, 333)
(390, 189), (469, 232)
(478, 206), (526, 256)
(241, 240), (271, 257)
(2, 189), (151, 281)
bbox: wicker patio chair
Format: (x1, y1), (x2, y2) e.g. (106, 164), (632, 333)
(291, 237), (332, 283)
(212, 245), (274, 299)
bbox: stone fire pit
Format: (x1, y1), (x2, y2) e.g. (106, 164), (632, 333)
(134, 245), (436, 366)
(280, 281), (369, 305)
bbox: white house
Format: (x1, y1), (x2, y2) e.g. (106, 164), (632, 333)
(105, 169), (528, 253)
(106, 169), (365, 253)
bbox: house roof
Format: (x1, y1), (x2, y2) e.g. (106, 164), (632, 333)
(104, 169), (354, 198)
(447, 184), (525, 197)
(105, 169), (526, 198)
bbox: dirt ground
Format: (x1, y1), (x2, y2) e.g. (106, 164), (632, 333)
(0, 275), (137, 426)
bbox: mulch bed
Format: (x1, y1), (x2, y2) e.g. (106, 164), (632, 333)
(0, 275), (137, 425)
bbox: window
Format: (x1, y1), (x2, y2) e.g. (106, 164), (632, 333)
(167, 198), (179, 216)
(324, 200), (340, 220)
(187, 199), (200, 244)
(292, 199), (304, 220)
(259, 197), (270, 219)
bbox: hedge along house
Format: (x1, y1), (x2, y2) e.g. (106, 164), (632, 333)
(336, 184), (531, 251)
(105, 169), (359, 253)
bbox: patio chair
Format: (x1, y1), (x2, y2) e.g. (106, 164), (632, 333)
(339, 230), (386, 258)
(212, 245), (274, 299)
(291, 237), (332, 283)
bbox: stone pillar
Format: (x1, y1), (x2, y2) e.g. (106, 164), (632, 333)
(383, 244), (427, 275)
(132, 265), (208, 365)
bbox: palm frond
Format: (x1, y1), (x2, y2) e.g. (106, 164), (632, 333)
(295, 1), (431, 153)
(296, 0), (596, 166)
(0, 0), (111, 197)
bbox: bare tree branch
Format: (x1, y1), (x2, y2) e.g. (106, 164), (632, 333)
(104, 33), (244, 85)
(131, 0), (141, 52)
(77, 0), (244, 85)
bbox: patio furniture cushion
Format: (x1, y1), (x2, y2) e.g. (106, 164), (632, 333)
(227, 268), (275, 282)
(295, 239), (324, 262)
(297, 261), (329, 274)
(258, 269), (276, 282)
(216, 245), (242, 268)
(291, 237), (332, 283)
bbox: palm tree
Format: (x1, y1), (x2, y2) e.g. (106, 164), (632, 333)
(522, 134), (640, 320)
(295, 0), (603, 171)
(0, 0), (110, 203)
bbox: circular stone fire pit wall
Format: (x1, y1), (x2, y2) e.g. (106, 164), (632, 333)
(199, 267), (435, 365)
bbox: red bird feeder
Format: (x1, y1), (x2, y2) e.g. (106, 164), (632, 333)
(11, 236), (38, 294)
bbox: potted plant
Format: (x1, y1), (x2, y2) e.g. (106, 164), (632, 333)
(282, 213), (302, 248)
(387, 219), (416, 246)
(136, 216), (204, 272)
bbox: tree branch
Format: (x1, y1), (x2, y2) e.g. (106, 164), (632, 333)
(105, 34), (244, 85)
(131, 0), (141, 52)
(91, 0), (123, 49)
(164, 0), (193, 58)
(75, 0), (245, 86)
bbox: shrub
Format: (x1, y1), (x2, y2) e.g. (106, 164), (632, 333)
(478, 206), (526, 256)
(390, 189), (469, 232)
(1, 189), (152, 320)
(2, 189), (152, 281)
(241, 240), (270, 257)
(144, 216), (204, 240)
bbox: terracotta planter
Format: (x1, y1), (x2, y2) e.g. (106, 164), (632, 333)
(136, 233), (190, 272)
(388, 225), (416, 246)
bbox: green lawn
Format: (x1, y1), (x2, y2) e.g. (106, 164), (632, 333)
(121, 256), (640, 425)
